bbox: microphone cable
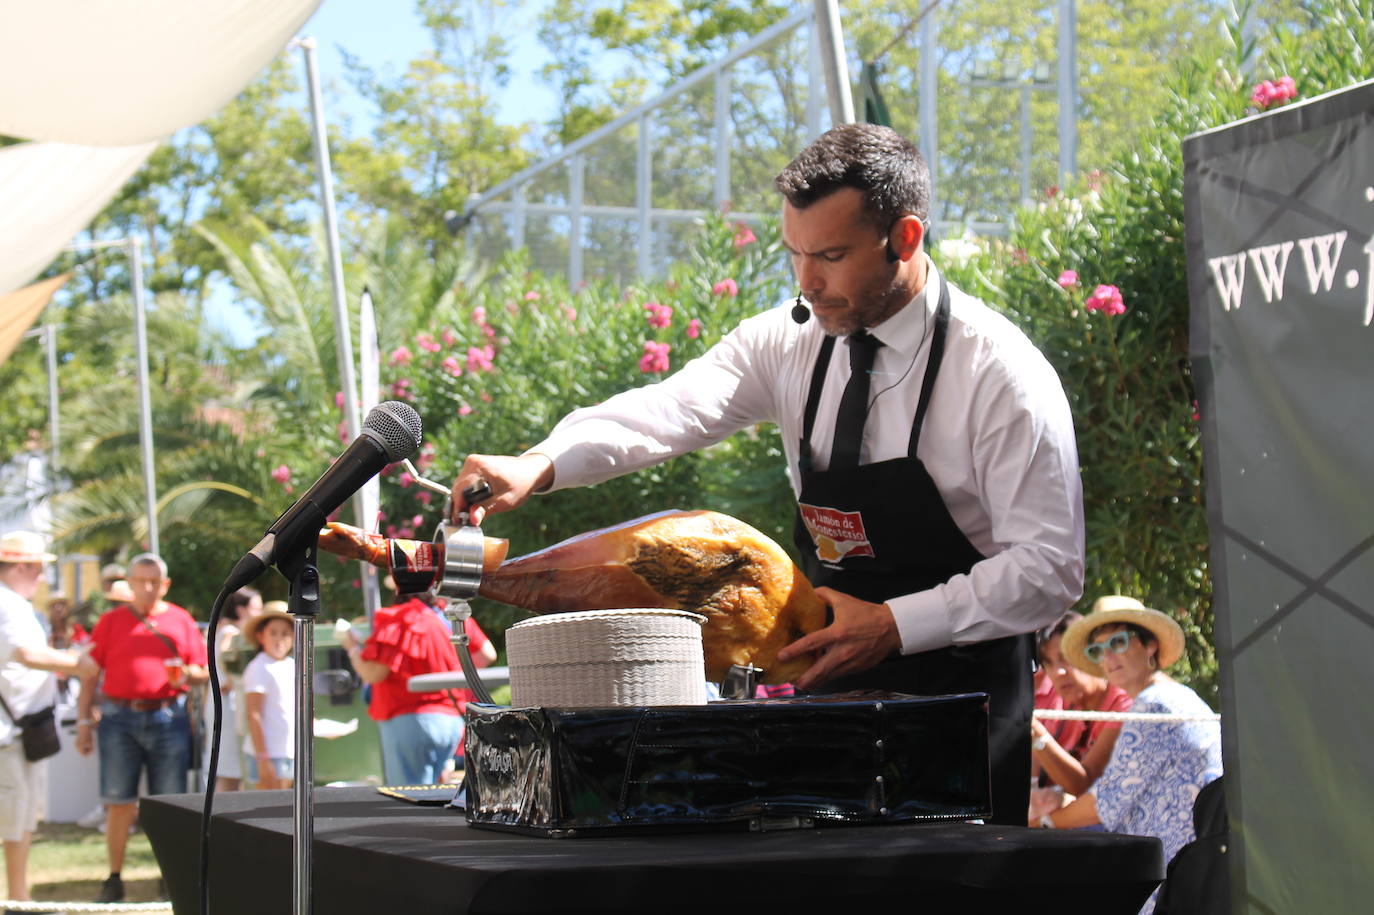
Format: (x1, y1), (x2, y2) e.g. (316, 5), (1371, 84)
(199, 585), (231, 915)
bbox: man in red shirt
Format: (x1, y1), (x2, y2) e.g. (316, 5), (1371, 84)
(75, 552), (207, 903)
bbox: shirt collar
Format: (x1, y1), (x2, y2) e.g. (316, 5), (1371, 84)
(866, 255), (940, 360)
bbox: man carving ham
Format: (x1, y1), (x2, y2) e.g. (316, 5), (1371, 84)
(450, 124), (1085, 826)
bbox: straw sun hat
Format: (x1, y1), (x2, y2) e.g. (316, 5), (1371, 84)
(242, 608), (294, 645)
(1061, 595), (1185, 676)
(0, 530), (57, 564)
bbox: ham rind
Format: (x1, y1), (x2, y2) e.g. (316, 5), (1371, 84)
(478, 510), (825, 684)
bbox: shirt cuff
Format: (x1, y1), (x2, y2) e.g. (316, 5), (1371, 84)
(887, 588), (954, 655)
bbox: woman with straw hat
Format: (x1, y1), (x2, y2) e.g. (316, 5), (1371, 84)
(1036, 595), (1222, 913)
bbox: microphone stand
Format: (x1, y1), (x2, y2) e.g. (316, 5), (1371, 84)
(279, 538), (321, 915)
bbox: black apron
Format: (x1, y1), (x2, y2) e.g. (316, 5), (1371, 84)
(791, 275), (1033, 826)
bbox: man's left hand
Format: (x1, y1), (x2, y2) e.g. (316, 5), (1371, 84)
(775, 587), (901, 690)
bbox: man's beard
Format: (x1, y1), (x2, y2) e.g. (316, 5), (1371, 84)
(813, 273), (909, 336)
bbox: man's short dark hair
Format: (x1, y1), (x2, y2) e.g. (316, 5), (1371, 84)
(774, 123), (931, 231)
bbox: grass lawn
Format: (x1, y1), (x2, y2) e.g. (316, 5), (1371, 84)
(11, 821), (166, 905)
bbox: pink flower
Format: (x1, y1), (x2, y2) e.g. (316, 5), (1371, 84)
(524, 290), (540, 301)
(351, 579), (361, 589)
(733, 223), (757, 248)
(442, 327), (459, 346)
(415, 332), (441, 353)
(563, 306), (577, 322)
(1057, 270), (1080, 290)
(638, 340), (672, 373)
(398, 472), (415, 489)
(416, 490), (433, 506)
(471, 306), (487, 325)
(467, 345), (495, 373)
(441, 355), (463, 377)
(337, 421), (350, 443)
(385, 524), (398, 538)
(712, 278), (738, 297)
(389, 346), (412, 366)
(644, 302), (673, 328)
(271, 464), (291, 484)
(687, 318), (702, 339)
(397, 527), (414, 540)
(411, 514), (424, 527)
(479, 390), (492, 403)
(1085, 284), (1126, 316)
(334, 391), (345, 409)
(458, 404), (473, 416)
(391, 377), (414, 400)
(417, 444), (436, 469)
(1251, 76), (1297, 109)
(482, 323), (497, 339)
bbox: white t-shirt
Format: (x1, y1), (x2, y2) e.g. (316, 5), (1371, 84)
(0, 582), (57, 745)
(240, 652), (295, 759)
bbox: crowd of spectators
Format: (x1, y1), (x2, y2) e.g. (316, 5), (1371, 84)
(0, 535), (491, 905)
(1031, 595), (1224, 914)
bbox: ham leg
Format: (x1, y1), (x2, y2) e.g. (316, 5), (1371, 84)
(318, 511), (826, 684)
(477, 510), (825, 684)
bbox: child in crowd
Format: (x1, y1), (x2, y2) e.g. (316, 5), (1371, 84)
(241, 607), (295, 790)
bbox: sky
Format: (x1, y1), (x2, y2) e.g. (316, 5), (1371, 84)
(209, 0), (559, 344)
(299, 0), (558, 131)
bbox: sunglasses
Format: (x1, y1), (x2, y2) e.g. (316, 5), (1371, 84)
(1083, 630), (1138, 664)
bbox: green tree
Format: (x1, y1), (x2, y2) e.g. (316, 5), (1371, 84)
(59, 59), (316, 305)
(333, 0), (534, 250)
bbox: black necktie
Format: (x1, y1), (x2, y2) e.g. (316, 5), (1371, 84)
(830, 331), (882, 469)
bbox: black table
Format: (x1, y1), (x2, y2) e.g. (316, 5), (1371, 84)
(143, 787), (1162, 914)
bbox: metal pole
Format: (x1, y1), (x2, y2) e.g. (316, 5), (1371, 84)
(812, 0), (854, 125)
(1020, 84), (1033, 206)
(44, 324), (59, 474)
(129, 237), (159, 555)
(569, 154), (584, 289)
(1057, 0), (1078, 183)
(807, 18), (825, 136)
(511, 184), (527, 252)
(637, 113), (653, 278)
(919, 10), (940, 224)
(713, 67), (732, 208)
(295, 36), (363, 501)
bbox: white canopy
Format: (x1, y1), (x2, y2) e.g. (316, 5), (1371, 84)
(0, 0), (322, 146)
(0, 141), (158, 296)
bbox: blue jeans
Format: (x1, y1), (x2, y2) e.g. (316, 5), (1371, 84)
(97, 698), (191, 803)
(377, 713), (463, 786)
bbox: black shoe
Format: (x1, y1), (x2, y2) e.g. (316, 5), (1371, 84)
(96, 873), (125, 903)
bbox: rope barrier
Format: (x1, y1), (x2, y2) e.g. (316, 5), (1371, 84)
(1034, 708), (1221, 722)
(0, 902), (171, 913)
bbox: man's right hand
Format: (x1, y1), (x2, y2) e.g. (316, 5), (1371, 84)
(75, 723), (94, 755)
(450, 453), (554, 525)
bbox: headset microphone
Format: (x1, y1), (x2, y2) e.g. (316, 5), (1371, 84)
(791, 293), (810, 324)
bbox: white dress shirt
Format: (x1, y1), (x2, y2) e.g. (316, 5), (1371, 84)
(530, 260), (1085, 655)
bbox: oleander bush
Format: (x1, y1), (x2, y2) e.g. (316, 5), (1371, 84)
(937, 0), (1373, 701)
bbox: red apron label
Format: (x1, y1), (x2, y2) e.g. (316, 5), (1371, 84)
(798, 503), (876, 563)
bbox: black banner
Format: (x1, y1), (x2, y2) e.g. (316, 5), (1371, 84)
(1184, 79), (1374, 913)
